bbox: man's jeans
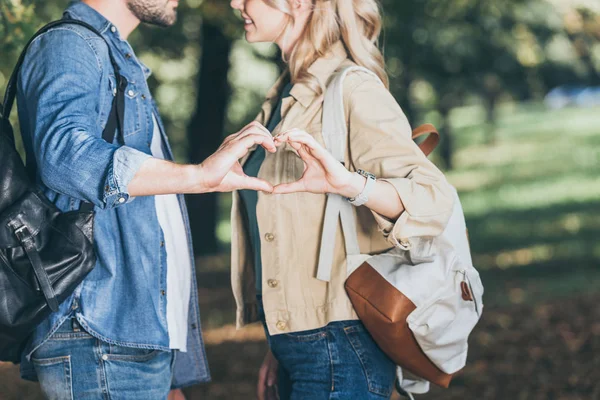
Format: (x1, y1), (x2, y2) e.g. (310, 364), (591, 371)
(257, 296), (397, 399)
(31, 318), (175, 400)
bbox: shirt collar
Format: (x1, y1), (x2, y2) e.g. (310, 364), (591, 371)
(63, 1), (113, 35)
(63, 1), (152, 79)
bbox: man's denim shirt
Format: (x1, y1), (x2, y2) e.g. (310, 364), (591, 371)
(16, 2), (210, 387)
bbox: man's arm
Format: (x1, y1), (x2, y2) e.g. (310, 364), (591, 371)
(128, 121), (277, 196)
(19, 29), (274, 206)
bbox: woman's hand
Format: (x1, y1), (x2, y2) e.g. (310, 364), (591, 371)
(272, 129), (366, 197)
(258, 349), (279, 400)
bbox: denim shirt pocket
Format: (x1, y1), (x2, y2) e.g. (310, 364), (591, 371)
(107, 74), (142, 139)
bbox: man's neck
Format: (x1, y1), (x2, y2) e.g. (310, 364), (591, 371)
(82, 0), (140, 39)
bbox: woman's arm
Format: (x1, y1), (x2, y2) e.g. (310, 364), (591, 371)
(273, 71), (455, 247)
(272, 129), (404, 220)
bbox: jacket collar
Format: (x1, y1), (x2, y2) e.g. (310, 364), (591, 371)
(289, 41), (349, 108)
(257, 41), (349, 126)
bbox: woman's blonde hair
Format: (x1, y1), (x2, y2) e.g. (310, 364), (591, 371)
(266, 0), (388, 93)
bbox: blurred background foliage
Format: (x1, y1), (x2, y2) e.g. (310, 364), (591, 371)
(1, 1), (599, 397)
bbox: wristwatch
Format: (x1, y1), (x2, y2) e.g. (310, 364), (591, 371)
(347, 169), (377, 206)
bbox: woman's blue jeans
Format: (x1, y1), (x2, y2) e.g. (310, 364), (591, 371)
(257, 296), (396, 399)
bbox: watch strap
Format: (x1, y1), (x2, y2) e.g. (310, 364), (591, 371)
(348, 170), (376, 206)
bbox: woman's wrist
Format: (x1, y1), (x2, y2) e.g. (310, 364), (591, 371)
(337, 172), (367, 199)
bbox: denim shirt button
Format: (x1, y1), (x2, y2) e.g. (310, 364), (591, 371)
(127, 90), (135, 97)
(118, 197), (126, 204)
(110, 26), (116, 33)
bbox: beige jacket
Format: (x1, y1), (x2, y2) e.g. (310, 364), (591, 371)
(230, 42), (455, 335)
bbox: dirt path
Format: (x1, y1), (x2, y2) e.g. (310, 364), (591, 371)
(2, 292), (598, 400)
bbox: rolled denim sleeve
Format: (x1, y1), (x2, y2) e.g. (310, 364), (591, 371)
(18, 28), (150, 209)
(345, 72), (455, 248)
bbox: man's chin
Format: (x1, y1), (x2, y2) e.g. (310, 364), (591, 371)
(143, 13), (177, 28)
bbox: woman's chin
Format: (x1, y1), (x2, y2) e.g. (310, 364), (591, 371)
(244, 31), (259, 43)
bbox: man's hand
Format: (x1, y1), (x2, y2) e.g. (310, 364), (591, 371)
(127, 121), (276, 197)
(197, 121), (276, 193)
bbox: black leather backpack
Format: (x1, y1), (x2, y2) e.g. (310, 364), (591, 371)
(0, 18), (128, 363)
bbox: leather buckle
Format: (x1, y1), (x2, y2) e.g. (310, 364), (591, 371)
(12, 224), (29, 242)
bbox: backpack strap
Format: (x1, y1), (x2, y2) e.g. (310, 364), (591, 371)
(316, 66), (441, 282)
(412, 123), (440, 157)
(317, 66), (379, 281)
(0, 18), (128, 212)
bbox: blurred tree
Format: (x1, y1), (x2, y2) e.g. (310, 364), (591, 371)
(381, 0), (599, 167)
(2, 0), (598, 250)
(185, 1), (238, 256)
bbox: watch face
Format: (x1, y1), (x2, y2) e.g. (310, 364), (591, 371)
(357, 169), (376, 180)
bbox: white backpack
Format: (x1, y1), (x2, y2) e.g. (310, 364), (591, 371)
(317, 66), (484, 398)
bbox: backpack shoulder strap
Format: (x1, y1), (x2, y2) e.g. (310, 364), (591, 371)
(317, 66), (441, 282)
(1, 18), (127, 212)
(317, 66), (378, 282)
(321, 66), (381, 164)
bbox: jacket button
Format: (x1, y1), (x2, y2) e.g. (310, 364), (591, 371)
(110, 26), (116, 33)
(127, 90), (135, 97)
(160, 290), (166, 296)
(276, 321), (287, 331)
(125, 53), (132, 59)
(267, 279), (279, 288)
(264, 233), (275, 242)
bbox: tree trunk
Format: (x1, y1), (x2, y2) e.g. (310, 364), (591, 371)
(484, 92), (498, 146)
(438, 101), (453, 170)
(185, 22), (232, 257)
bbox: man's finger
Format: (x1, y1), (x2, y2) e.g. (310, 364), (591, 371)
(236, 129), (276, 152)
(242, 121), (271, 137)
(231, 134), (276, 157)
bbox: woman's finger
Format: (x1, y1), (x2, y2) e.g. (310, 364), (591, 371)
(257, 364), (267, 400)
(240, 176), (274, 193)
(272, 178), (306, 194)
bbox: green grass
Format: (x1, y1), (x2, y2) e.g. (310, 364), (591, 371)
(446, 102), (600, 306)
